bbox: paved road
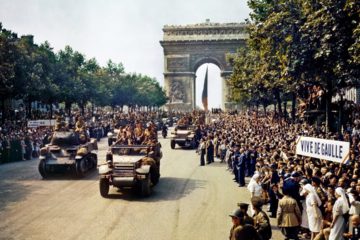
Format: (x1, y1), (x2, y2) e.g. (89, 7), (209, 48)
(0, 136), (282, 240)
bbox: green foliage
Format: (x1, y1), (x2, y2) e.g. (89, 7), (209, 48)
(229, 0), (360, 118)
(0, 24), (19, 99)
(0, 23), (167, 115)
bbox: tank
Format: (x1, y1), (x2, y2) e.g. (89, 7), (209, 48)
(38, 131), (98, 178)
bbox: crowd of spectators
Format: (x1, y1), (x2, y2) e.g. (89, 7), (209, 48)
(1, 106), (359, 239)
(0, 109), (168, 163)
(197, 111), (359, 240)
(0, 121), (52, 161)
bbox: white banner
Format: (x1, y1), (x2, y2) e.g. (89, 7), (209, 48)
(27, 119), (56, 128)
(296, 136), (350, 164)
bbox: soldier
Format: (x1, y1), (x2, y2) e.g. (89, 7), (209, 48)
(75, 116), (86, 133)
(116, 131), (130, 145)
(229, 209), (261, 240)
(252, 197), (272, 240)
(149, 121), (158, 139)
(237, 202), (254, 225)
(229, 209), (244, 240)
(283, 171), (302, 210)
(54, 115), (67, 131)
(144, 125), (156, 141)
(134, 122), (143, 144)
(277, 187), (302, 240)
(75, 116), (89, 143)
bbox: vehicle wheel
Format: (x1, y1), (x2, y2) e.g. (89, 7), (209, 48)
(140, 173), (151, 197)
(91, 154), (98, 169)
(99, 177), (109, 198)
(38, 159), (48, 179)
(75, 158), (87, 178)
(170, 140), (175, 149)
(150, 167), (160, 186)
(190, 139), (196, 149)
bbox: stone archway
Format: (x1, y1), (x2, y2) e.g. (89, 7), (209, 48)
(160, 21), (248, 111)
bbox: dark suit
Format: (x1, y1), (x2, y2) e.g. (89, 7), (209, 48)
(237, 153), (246, 186)
(233, 151), (240, 182)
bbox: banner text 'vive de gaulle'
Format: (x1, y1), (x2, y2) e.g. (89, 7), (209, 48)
(295, 136), (350, 164)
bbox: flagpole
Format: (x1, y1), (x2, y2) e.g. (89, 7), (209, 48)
(202, 65), (209, 112)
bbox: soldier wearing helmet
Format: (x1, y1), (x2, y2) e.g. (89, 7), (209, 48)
(229, 208), (260, 240)
(75, 116), (86, 133)
(75, 116), (88, 143)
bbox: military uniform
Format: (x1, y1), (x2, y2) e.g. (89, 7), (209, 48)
(238, 203), (254, 225)
(75, 117), (86, 133)
(230, 225), (261, 240)
(54, 116), (67, 131)
(244, 214), (255, 226)
(75, 117), (89, 143)
(229, 225), (241, 240)
(253, 210), (272, 240)
(134, 126), (143, 144)
(277, 195), (302, 240)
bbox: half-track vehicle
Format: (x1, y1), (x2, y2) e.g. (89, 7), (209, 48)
(170, 125), (197, 149)
(38, 131), (98, 178)
(98, 143), (162, 197)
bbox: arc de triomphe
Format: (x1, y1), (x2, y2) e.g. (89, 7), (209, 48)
(160, 21), (248, 111)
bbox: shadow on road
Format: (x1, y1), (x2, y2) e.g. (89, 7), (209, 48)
(38, 169), (98, 181)
(0, 180), (30, 211)
(103, 177), (207, 202)
(0, 158), (98, 181)
(152, 177), (206, 201)
(0, 168), (98, 211)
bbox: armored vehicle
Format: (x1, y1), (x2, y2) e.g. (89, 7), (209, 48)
(98, 144), (162, 197)
(38, 131), (98, 178)
(170, 125), (197, 149)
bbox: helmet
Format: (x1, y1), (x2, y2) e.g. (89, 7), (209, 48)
(237, 203), (249, 210)
(229, 209), (244, 219)
(80, 134), (86, 141)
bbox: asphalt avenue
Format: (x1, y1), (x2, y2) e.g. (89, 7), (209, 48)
(0, 134), (283, 240)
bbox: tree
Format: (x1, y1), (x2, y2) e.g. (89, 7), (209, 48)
(297, 0), (360, 130)
(0, 23), (168, 120)
(0, 24), (19, 122)
(230, 0), (359, 129)
(36, 41), (59, 118)
(55, 46), (85, 116)
(77, 58), (100, 114)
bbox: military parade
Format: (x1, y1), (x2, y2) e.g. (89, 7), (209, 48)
(1, 0), (360, 240)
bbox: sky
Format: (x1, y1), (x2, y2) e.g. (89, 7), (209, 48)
(0, 0), (251, 109)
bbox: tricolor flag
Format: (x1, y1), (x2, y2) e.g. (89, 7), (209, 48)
(202, 66), (208, 111)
